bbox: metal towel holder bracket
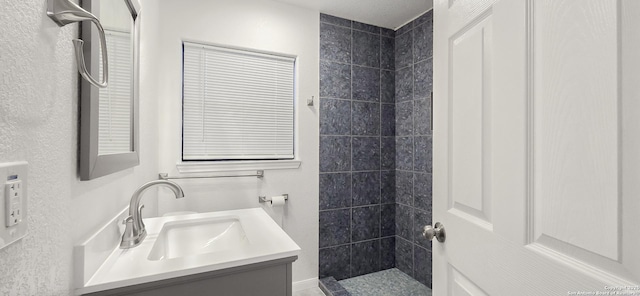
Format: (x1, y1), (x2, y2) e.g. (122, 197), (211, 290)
(258, 194), (289, 203)
(47, 0), (109, 88)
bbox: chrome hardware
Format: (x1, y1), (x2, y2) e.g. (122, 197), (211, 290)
(307, 96), (314, 106)
(423, 222), (446, 243)
(258, 194), (289, 203)
(120, 180), (185, 249)
(159, 170), (264, 180)
(47, 0), (108, 88)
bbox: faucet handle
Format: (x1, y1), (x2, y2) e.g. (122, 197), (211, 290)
(118, 216), (129, 235)
(120, 216), (140, 249)
(121, 216), (133, 236)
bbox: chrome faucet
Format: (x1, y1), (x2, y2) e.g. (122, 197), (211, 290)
(120, 180), (185, 249)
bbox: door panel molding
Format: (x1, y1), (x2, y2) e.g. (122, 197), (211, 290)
(449, 207), (492, 231)
(528, 0), (621, 266)
(525, 0), (536, 246)
(527, 241), (635, 287)
(448, 10), (493, 229)
(448, 264), (489, 296)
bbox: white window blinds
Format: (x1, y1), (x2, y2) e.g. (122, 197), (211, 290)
(98, 30), (132, 155)
(182, 42), (295, 161)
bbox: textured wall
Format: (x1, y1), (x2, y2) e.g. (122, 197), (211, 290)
(0, 0), (159, 294)
(318, 14), (396, 280)
(394, 10), (434, 288)
(0, 1), (76, 293)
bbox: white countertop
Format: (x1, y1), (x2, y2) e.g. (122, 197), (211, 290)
(76, 208), (300, 295)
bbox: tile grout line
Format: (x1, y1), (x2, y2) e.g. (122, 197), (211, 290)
(378, 30), (384, 273)
(411, 24), (417, 278)
(349, 22), (354, 279)
(323, 58), (395, 71)
(320, 169), (395, 175)
(320, 95), (396, 103)
(320, 236), (396, 249)
(321, 134), (385, 138)
(321, 19), (387, 36)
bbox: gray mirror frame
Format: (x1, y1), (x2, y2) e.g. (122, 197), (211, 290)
(79, 0), (141, 180)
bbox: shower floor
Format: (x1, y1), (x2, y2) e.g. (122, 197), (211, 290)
(338, 268), (432, 296)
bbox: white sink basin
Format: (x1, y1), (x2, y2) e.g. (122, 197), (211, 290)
(75, 208), (300, 295)
(148, 217), (248, 261)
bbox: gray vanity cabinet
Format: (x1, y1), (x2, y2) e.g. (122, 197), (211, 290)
(83, 256), (297, 296)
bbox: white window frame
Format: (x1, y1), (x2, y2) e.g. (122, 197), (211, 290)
(180, 41), (300, 170)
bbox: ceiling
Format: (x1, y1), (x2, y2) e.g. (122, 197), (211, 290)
(272, 0), (434, 30)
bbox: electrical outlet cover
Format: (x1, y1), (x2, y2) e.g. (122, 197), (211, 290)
(5, 180), (23, 227)
(0, 161), (28, 250)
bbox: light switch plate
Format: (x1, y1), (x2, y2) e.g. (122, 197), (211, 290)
(0, 161), (28, 250)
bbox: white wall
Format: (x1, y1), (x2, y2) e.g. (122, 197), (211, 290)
(152, 0), (320, 285)
(0, 0), (159, 294)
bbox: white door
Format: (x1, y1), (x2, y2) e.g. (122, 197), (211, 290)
(432, 0), (640, 294)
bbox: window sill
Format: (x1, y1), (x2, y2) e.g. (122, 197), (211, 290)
(176, 159), (302, 174)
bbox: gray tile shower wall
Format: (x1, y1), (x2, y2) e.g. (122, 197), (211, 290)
(319, 13), (396, 281)
(319, 10), (433, 287)
(394, 10), (433, 288)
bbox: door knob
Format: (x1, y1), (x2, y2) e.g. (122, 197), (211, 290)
(423, 222), (446, 242)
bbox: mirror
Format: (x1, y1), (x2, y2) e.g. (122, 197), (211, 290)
(79, 0), (141, 180)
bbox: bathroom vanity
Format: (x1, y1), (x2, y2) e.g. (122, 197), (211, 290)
(75, 208), (300, 296)
(83, 256), (296, 296)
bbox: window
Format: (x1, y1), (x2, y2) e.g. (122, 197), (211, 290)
(182, 42), (295, 161)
